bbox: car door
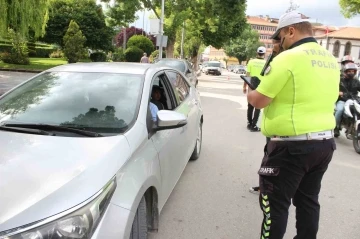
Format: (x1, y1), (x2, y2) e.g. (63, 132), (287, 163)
(165, 70), (199, 160)
(148, 72), (189, 208)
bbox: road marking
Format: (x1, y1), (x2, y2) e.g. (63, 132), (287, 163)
(199, 92), (248, 109)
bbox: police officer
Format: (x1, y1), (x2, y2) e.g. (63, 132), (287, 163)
(247, 11), (339, 239)
(243, 46), (267, 132)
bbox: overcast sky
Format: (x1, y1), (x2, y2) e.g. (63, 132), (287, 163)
(99, 0), (360, 31)
(246, 0), (360, 26)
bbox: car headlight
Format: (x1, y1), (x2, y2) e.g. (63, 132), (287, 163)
(0, 178), (117, 239)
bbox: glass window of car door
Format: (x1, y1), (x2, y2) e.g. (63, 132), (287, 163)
(166, 71), (190, 105)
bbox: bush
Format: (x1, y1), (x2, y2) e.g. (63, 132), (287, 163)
(50, 49), (64, 58)
(27, 42), (36, 57)
(90, 52), (107, 62)
(35, 47), (54, 58)
(150, 50), (166, 62)
(125, 46), (144, 62)
(0, 44), (12, 53)
(63, 20), (86, 63)
(127, 35), (154, 56)
(1, 29), (30, 65)
(1, 52), (30, 65)
(112, 48), (125, 62)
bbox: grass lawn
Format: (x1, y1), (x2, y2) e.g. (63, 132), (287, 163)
(0, 58), (68, 71)
(0, 58), (92, 72)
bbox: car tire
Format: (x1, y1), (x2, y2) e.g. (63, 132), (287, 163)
(130, 197), (148, 239)
(205, 71), (209, 75)
(190, 122), (202, 160)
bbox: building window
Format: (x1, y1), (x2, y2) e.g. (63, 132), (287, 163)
(333, 41), (340, 57)
(344, 41), (352, 56)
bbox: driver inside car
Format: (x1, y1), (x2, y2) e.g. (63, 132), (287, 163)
(151, 85), (165, 110)
(334, 63), (360, 137)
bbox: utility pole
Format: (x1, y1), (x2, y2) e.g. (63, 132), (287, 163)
(142, 9), (145, 35)
(180, 22), (185, 59)
(158, 0), (165, 59)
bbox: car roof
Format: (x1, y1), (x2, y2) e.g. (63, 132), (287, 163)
(45, 62), (165, 75)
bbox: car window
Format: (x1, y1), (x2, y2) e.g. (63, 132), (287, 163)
(166, 71), (190, 105)
(0, 72), (143, 133)
(207, 62), (221, 67)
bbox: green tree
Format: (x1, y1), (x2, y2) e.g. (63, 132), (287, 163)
(0, 0), (51, 38)
(104, 0), (247, 58)
(127, 35), (155, 56)
(41, 0), (113, 51)
(101, 0), (142, 27)
(224, 25), (262, 63)
(199, 0), (247, 49)
(63, 20), (86, 63)
(339, 0), (360, 18)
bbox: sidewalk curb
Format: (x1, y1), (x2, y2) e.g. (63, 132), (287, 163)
(0, 68), (42, 73)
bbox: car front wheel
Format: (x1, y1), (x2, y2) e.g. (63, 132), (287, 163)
(130, 197), (148, 239)
(190, 122), (202, 160)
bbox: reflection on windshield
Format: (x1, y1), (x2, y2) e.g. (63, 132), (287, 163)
(157, 60), (186, 72)
(61, 106), (127, 130)
(0, 72), (143, 133)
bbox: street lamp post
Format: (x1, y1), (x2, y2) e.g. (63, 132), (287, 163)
(158, 0), (165, 59)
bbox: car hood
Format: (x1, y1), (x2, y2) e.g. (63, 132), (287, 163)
(0, 131), (131, 232)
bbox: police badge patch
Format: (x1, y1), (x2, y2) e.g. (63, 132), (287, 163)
(265, 66), (271, 75)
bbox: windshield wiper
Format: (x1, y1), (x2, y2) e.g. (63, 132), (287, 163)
(3, 123), (103, 137)
(0, 125), (52, 136)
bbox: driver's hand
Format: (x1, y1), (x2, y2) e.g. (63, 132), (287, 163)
(339, 92), (344, 96)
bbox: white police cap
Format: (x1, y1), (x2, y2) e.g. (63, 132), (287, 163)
(271, 10), (310, 40)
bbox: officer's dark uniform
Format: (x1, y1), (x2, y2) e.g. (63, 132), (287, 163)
(255, 36), (339, 238)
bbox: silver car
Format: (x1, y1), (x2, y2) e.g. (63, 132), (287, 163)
(0, 63), (203, 239)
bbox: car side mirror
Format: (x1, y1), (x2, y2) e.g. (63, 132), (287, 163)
(154, 110), (187, 131)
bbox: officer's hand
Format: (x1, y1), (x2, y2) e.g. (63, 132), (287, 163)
(272, 39), (282, 54)
(339, 92), (344, 96)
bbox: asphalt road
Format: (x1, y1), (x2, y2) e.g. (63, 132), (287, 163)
(150, 71), (360, 239)
(0, 71), (36, 94)
(1, 70), (359, 239)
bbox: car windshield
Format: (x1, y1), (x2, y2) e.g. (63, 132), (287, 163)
(157, 60), (186, 72)
(0, 72), (143, 134)
(208, 62), (221, 67)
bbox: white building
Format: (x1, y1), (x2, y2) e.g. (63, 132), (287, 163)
(315, 27), (360, 64)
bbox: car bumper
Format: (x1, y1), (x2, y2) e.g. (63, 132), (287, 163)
(207, 70), (220, 74)
(91, 203), (134, 239)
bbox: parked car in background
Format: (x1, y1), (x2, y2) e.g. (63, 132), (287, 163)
(234, 65), (247, 75)
(0, 62), (203, 239)
(156, 58), (199, 87)
(202, 61), (222, 76)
